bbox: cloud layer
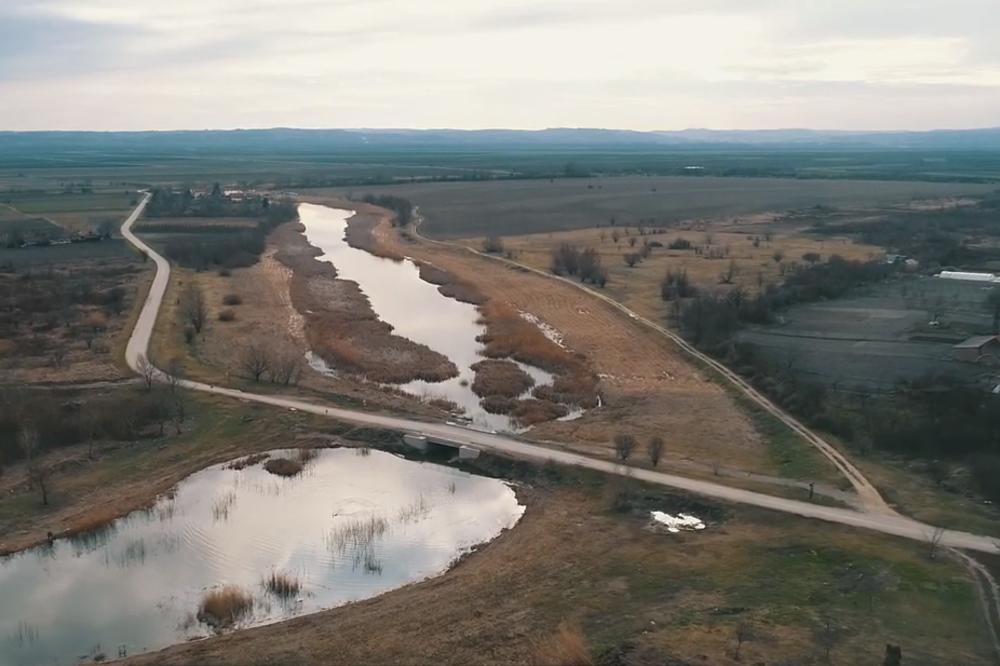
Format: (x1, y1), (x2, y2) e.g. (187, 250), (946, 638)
(1, 0), (998, 130)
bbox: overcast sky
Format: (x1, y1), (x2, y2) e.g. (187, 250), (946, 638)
(1, 0), (998, 131)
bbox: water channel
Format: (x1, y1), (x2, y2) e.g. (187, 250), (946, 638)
(298, 203), (570, 431)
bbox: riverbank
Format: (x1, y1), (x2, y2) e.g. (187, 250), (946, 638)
(2, 391), (991, 665)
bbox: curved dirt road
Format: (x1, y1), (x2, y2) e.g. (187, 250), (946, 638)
(120, 199), (1000, 554)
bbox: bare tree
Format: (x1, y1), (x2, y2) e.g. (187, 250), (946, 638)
(813, 616), (844, 663)
(613, 433), (636, 461)
(180, 283), (207, 334)
(18, 427), (51, 506)
(925, 527), (946, 559)
(802, 251), (822, 265)
(270, 343), (303, 385)
(136, 353), (157, 391)
(237, 340), (271, 382)
(623, 252), (641, 268)
(733, 620), (757, 661)
(166, 358), (187, 434)
(647, 436), (664, 467)
(719, 259), (737, 285)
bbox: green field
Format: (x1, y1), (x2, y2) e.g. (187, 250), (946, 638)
(0, 239), (137, 268)
(325, 176), (996, 238)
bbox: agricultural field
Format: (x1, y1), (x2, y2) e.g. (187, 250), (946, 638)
(328, 176), (995, 238)
(0, 189), (138, 235)
(738, 277), (998, 391)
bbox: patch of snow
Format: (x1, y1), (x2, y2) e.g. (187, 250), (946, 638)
(306, 351), (338, 377)
(650, 511), (706, 533)
(518, 311), (566, 348)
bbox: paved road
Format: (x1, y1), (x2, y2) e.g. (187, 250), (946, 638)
(120, 199), (1000, 554)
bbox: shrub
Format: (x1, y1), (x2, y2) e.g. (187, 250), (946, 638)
(533, 623), (593, 666)
(222, 293), (242, 306)
(217, 309), (236, 322)
(264, 457), (304, 477)
(482, 235), (505, 253)
(613, 433), (636, 461)
(668, 238), (693, 250)
(660, 270), (696, 301)
(197, 586), (254, 627)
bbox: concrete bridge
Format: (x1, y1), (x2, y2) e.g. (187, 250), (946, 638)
(403, 433), (481, 460)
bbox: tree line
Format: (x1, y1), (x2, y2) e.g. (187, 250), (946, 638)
(150, 185), (298, 270)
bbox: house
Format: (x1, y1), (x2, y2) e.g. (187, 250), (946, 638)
(952, 335), (1000, 363)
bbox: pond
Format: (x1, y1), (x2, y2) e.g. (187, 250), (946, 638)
(298, 203), (569, 432)
(0, 448), (524, 666)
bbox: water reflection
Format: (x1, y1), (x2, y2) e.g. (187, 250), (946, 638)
(298, 203), (560, 432)
(0, 448), (523, 666)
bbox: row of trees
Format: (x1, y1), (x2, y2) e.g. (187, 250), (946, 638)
(152, 187), (298, 270)
(360, 194), (413, 226)
(671, 256), (895, 350)
(612, 433), (665, 467)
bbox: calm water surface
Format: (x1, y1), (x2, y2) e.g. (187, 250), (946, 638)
(298, 203), (560, 431)
(0, 448), (524, 666)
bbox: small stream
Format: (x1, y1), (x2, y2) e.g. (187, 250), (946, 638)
(299, 203), (571, 431)
(0, 448), (524, 666)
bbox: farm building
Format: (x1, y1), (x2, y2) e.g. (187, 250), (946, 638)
(952, 335), (1000, 363)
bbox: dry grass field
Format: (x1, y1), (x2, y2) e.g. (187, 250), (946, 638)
(463, 222), (882, 325)
(0, 245), (152, 384)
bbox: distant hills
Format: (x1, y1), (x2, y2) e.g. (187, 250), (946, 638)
(3, 127), (1000, 153)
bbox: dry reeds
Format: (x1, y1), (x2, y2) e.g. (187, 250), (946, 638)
(263, 571), (301, 599)
(418, 263), (487, 305)
(481, 395), (517, 414)
(533, 623), (593, 666)
(295, 447), (319, 463)
(264, 457), (304, 477)
(225, 452), (270, 471)
(197, 586), (254, 627)
(512, 399), (569, 426)
(478, 301), (569, 372)
(471, 359), (535, 399)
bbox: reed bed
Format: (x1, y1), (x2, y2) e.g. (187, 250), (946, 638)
(225, 452), (269, 471)
(263, 571), (301, 599)
(197, 585), (254, 627)
(470, 359), (535, 398)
